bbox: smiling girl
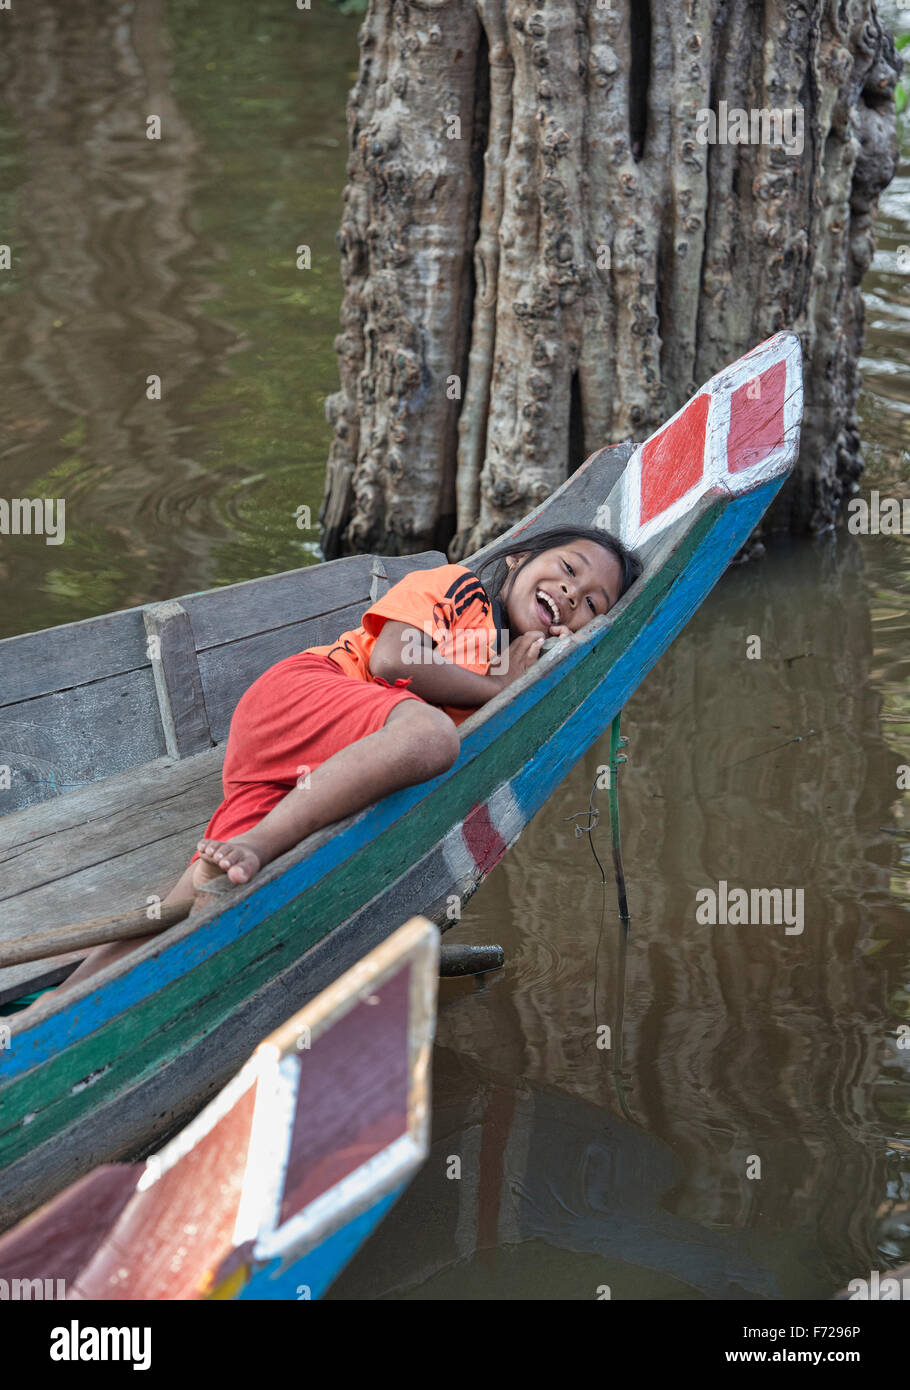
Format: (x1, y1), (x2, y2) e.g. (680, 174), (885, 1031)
(57, 525), (640, 992)
(185, 524), (640, 889)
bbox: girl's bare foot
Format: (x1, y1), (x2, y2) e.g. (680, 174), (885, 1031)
(194, 837), (264, 887)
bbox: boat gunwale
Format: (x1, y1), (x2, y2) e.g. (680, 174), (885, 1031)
(0, 549), (383, 657)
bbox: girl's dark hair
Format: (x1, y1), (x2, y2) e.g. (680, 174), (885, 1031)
(472, 525), (643, 616)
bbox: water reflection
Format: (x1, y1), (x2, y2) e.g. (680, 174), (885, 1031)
(333, 530), (910, 1299)
(0, 0), (358, 638)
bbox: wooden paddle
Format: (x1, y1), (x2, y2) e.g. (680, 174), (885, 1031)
(0, 899), (196, 970)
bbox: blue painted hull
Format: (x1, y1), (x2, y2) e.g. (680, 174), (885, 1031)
(238, 1187), (405, 1301)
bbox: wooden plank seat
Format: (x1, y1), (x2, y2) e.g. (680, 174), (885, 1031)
(0, 747), (225, 1004)
(0, 551), (447, 816)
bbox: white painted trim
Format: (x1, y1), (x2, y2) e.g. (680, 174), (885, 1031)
(440, 781), (523, 884)
(488, 782), (523, 850)
(135, 1053), (263, 1193)
(442, 820), (476, 883)
(706, 383), (731, 490)
(721, 339), (803, 494)
(252, 1132), (425, 1267)
(232, 1048), (299, 1247)
(620, 443), (642, 544)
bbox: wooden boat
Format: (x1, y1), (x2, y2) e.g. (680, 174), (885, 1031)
(0, 917), (438, 1300)
(0, 331), (803, 1233)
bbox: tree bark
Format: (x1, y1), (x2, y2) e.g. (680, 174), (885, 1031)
(321, 0), (900, 560)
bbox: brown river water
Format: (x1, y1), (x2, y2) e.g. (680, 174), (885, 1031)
(1, 0), (909, 1300)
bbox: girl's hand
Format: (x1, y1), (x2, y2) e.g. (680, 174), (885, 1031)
(546, 623), (580, 641)
(488, 630), (546, 690)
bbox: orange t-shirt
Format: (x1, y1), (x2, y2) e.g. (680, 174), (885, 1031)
(306, 563), (506, 727)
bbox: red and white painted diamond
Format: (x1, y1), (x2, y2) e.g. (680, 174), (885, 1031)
(595, 331), (802, 548)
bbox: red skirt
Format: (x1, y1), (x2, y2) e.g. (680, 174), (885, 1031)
(190, 652), (423, 860)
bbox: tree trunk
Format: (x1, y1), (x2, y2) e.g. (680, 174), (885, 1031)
(320, 0), (900, 561)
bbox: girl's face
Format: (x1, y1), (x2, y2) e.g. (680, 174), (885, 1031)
(502, 540), (626, 637)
